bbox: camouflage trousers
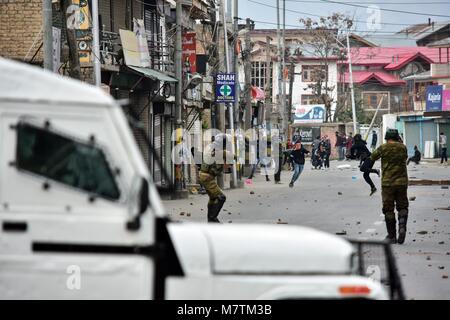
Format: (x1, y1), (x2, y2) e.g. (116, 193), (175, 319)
(199, 172), (225, 205)
(382, 185), (409, 220)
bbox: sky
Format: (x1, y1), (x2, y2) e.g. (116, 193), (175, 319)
(238, 0), (450, 35)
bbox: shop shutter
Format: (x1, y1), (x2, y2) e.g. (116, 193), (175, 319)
(405, 122), (420, 157)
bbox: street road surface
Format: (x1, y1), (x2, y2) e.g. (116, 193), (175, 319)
(164, 160), (450, 300)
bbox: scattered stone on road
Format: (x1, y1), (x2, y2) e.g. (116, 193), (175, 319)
(409, 196), (416, 201)
(179, 212), (185, 216)
(335, 230), (347, 235)
(250, 191), (255, 195)
(417, 231), (428, 235)
(338, 192), (343, 195)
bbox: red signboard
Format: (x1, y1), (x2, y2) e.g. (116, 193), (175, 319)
(182, 32), (197, 74)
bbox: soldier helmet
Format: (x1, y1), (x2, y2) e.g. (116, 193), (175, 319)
(213, 133), (232, 149)
(385, 129), (400, 141)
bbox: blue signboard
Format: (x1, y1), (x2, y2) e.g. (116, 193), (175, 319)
(426, 85), (443, 112)
(216, 73), (236, 103)
(292, 104), (325, 124)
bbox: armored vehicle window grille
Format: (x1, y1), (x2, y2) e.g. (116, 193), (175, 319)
(16, 123), (121, 201)
(349, 239), (405, 300)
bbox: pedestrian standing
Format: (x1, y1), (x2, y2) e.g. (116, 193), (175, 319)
(345, 132), (354, 159)
(440, 132), (448, 164)
(371, 130), (378, 151)
(274, 137), (283, 184)
(370, 129), (409, 244)
(289, 140), (310, 188)
(323, 135), (331, 168)
(335, 132), (344, 161)
(351, 134), (380, 196)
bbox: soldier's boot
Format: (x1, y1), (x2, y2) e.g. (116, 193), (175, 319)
(397, 211), (408, 245)
(207, 203), (220, 223)
(208, 195), (226, 223)
(384, 215), (397, 244)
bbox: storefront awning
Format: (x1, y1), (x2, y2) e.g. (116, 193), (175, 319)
(251, 86), (265, 101)
(127, 66), (178, 82)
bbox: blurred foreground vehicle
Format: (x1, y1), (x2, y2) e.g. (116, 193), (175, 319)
(0, 58), (403, 300)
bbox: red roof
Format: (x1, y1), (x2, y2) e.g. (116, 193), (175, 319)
(343, 71), (406, 86)
(345, 47), (442, 70)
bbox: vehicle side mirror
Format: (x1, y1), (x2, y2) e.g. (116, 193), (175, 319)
(127, 177), (149, 231)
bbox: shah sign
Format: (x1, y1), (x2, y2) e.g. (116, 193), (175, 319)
(292, 104), (325, 124)
(216, 73), (236, 103)
(426, 85), (443, 112)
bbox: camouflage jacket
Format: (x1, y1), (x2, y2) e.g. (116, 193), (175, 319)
(370, 142), (408, 186)
(200, 148), (228, 177)
(200, 163), (224, 177)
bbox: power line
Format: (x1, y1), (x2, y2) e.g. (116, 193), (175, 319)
(285, 0), (450, 4)
(244, 18), (449, 35)
(245, 0), (434, 27)
(319, 0), (450, 18)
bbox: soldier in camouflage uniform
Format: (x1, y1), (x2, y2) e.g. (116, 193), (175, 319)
(199, 134), (232, 223)
(370, 129), (409, 244)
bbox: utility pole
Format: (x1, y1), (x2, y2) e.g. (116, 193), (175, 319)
(43, 0), (53, 71)
(233, 0), (243, 184)
(216, 1), (227, 188)
(91, 0), (101, 86)
(276, 0), (284, 135)
(264, 36), (272, 126)
(282, 0), (287, 136)
(233, 0), (240, 132)
(244, 18), (252, 131)
(61, 0), (81, 79)
(222, 0), (238, 188)
(175, 0), (185, 193)
(288, 61), (295, 121)
(346, 31), (358, 134)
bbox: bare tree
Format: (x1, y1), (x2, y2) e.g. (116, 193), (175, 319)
(298, 14), (353, 122)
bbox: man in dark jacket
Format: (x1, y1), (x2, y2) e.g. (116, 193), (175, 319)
(351, 134), (380, 196)
(371, 129), (409, 244)
(407, 146), (421, 165)
(371, 130), (378, 151)
(335, 132), (345, 160)
(289, 140), (310, 188)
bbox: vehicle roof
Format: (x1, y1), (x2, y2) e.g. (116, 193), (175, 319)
(169, 223), (355, 276)
(0, 57), (115, 106)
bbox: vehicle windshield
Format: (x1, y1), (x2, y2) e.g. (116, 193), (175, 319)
(16, 123), (120, 201)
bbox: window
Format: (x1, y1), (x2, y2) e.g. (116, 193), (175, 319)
(251, 61), (273, 90)
(362, 92), (390, 111)
(301, 94), (319, 105)
(16, 123), (120, 201)
(302, 65), (328, 82)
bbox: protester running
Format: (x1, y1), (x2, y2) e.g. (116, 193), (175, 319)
(350, 134), (380, 196)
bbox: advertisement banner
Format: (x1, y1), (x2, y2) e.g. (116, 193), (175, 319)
(443, 89), (450, 111)
(292, 104), (325, 124)
(120, 28), (150, 68)
(425, 85), (443, 112)
(292, 127), (321, 144)
(133, 18), (151, 68)
(182, 32), (197, 74)
(216, 73), (236, 103)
